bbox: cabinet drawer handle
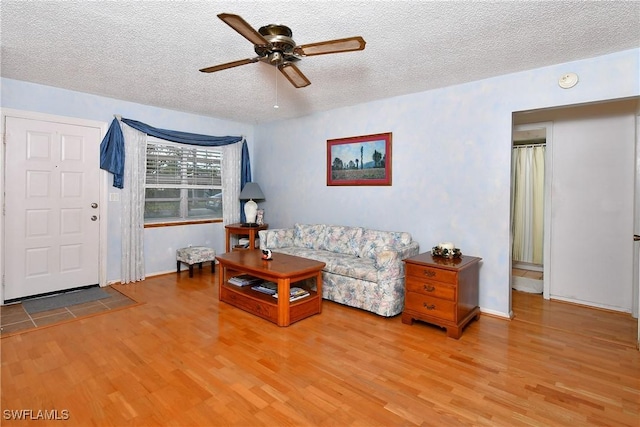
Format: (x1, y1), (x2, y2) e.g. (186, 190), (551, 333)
(423, 270), (436, 278)
(423, 284), (435, 292)
(423, 303), (436, 310)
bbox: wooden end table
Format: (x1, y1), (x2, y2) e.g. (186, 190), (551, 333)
(224, 223), (268, 252)
(216, 250), (325, 326)
(402, 252), (481, 339)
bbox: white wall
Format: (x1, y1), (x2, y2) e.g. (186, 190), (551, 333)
(254, 49), (640, 317)
(0, 79), (254, 283)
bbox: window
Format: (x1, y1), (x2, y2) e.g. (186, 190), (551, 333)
(144, 138), (223, 223)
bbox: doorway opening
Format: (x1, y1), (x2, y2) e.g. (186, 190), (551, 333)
(511, 123), (551, 298)
(511, 99), (639, 349)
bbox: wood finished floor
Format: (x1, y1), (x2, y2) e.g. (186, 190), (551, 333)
(1, 270), (638, 426)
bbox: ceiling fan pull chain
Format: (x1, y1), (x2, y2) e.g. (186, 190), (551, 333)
(274, 61), (279, 109)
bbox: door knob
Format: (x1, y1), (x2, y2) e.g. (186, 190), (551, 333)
(91, 203), (98, 208)
(91, 215), (98, 221)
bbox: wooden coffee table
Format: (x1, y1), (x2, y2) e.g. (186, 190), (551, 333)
(216, 250), (325, 326)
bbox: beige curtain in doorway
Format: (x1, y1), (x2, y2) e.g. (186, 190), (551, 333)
(512, 145), (545, 264)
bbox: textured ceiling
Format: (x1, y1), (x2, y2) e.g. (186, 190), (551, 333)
(1, 1), (639, 125)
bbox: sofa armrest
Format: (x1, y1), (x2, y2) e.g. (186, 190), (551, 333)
(375, 242), (420, 266)
(374, 248), (400, 269)
(374, 241), (421, 281)
(259, 228), (295, 250)
(395, 241), (421, 261)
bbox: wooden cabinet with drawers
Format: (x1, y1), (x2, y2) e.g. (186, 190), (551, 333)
(402, 252), (481, 339)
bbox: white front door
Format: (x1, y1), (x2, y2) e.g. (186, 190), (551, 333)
(4, 115), (101, 300)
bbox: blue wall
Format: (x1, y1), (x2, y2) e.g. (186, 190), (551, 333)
(254, 49), (640, 317)
(2, 48), (638, 316)
(1, 79), (254, 282)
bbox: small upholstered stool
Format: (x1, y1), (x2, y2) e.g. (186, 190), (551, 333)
(176, 246), (216, 278)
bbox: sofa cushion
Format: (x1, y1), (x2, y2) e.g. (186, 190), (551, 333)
(320, 225), (364, 257)
(359, 229), (414, 259)
(270, 247), (378, 282)
(293, 223), (326, 249)
(322, 252), (377, 282)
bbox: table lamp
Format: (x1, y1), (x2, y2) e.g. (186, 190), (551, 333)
(239, 182), (265, 226)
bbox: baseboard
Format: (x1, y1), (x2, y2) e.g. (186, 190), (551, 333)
(550, 295), (631, 314)
(480, 307), (513, 319)
(106, 262), (221, 286)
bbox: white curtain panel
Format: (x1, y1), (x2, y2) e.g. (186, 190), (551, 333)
(221, 140), (242, 228)
(120, 122), (147, 283)
(512, 145), (545, 264)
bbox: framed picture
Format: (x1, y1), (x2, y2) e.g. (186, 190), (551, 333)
(327, 132), (392, 186)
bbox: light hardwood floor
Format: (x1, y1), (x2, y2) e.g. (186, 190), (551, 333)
(1, 270), (638, 426)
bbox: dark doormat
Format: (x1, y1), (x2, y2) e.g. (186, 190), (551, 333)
(22, 287), (110, 314)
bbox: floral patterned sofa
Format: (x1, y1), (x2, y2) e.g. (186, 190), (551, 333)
(259, 223), (420, 317)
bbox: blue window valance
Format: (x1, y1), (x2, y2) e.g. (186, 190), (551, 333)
(99, 117), (245, 189)
(99, 118), (125, 188)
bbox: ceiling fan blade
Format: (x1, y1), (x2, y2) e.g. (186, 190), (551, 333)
(218, 13), (268, 46)
(199, 57), (260, 73)
(279, 63), (311, 88)
(294, 36), (366, 57)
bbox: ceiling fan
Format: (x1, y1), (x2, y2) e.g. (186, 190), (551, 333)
(200, 13), (366, 88)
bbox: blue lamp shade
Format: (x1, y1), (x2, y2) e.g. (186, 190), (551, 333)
(239, 182), (265, 224)
(239, 182), (265, 201)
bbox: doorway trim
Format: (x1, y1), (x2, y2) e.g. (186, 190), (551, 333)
(0, 108), (108, 303)
(512, 121), (553, 300)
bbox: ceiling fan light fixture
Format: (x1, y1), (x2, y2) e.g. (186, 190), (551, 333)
(270, 51), (283, 65)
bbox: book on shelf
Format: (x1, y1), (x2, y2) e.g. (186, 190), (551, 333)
(273, 287), (310, 302)
(228, 274), (264, 287)
(251, 282), (278, 295)
(237, 238), (259, 248)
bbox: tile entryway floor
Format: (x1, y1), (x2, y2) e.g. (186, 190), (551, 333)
(0, 286), (138, 336)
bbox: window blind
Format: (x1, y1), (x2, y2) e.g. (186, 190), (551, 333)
(146, 141), (222, 188)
